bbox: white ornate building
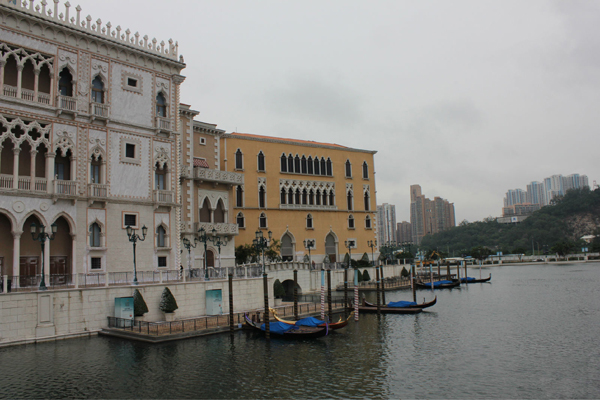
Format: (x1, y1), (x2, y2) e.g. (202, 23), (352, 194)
(0, 0), (186, 287)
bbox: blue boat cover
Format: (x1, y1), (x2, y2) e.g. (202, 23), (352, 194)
(423, 280), (454, 288)
(294, 317), (325, 327)
(261, 321), (297, 335)
(461, 277), (476, 282)
(387, 301), (417, 308)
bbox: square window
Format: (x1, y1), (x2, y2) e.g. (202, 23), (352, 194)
(127, 78), (137, 87)
(124, 213), (137, 228)
(125, 143), (135, 158)
(199, 137), (206, 145)
(158, 256), (167, 268)
(91, 257), (102, 270)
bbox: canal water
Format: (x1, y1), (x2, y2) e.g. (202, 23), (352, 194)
(1, 263), (599, 399)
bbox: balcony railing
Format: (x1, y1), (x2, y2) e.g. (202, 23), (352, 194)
(193, 167), (244, 185)
(194, 222), (239, 236)
(90, 102), (110, 118)
(21, 88), (35, 102)
(3, 84), (17, 98)
(156, 116), (171, 132)
(57, 95), (77, 112)
(0, 176), (47, 192)
(38, 92), (51, 105)
(54, 180), (78, 196)
(153, 189), (174, 204)
(89, 183), (109, 198)
(0, 174), (13, 189)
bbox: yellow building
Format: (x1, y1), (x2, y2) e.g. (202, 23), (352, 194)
(222, 132), (377, 264)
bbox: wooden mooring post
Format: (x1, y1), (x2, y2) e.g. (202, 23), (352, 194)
(379, 264), (386, 305)
(411, 264), (416, 302)
(263, 273), (269, 339)
(293, 269), (298, 320)
(376, 267), (381, 315)
(343, 267), (348, 319)
(327, 269), (332, 322)
(228, 273), (234, 335)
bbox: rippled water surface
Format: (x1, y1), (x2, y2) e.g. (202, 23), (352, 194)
(1, 263), (599, 399)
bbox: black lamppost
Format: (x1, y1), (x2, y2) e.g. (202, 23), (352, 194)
(126, 224), (147, 285)
(30, 222), (57, 291)
(253, 229), (272, 274)
(208, 228), (229, 270)
(303, 239), (315, 268)
(367, 239), (377, 266)
(344, 239), (355, 268)
(182, 236), (198, 273)
(198, 227), (210, 280)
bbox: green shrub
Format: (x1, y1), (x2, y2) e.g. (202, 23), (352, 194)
(273, 279), (285, 298)
(356, 269), (363, 282)
(363, 269), (371, 281)
(133, 289), (148, 316)
(159, 287), (178, 313)
(401, 266), (409, 278)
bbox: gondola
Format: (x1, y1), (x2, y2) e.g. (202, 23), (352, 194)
(244, 313), (328, 339)
(353, 300), (423, 314)
(270, 308), (353, 330)
(460, 274), (491, 283)
(362, 295), (437, 310)
(415, 279), (461, 289)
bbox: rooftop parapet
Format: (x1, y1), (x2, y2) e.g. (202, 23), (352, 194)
(3, 0), (181, 62)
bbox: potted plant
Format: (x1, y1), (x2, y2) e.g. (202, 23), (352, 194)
(133, 288), (148, 321)
(273, 279), (285, 306)
(159, 287), (178, 321)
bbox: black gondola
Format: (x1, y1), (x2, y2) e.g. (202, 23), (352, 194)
(415, 279), (461, 289)
(244, 313), (328, 339)
(362, 296), (437, 310)
(460, 274), (492, 283)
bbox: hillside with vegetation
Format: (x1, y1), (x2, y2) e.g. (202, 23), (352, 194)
(420, 187), (600, 256)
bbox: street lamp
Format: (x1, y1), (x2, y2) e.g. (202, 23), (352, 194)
(344, 240), (355, 268)
(208, 228), (229, 270)
(253, 229), (272, 274)
(303, 239), (315, 268)
(126, 224), (147, 285)
(197, 227), (211, 280)
(182, 236), (198, 275)
(367, 239), (377, 266)
(30, 222), (57, 291)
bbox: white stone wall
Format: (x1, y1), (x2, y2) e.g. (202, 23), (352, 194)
(110, 64), (154, 127)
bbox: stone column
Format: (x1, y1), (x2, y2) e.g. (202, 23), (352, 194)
(33, 68), (40, 101)
(12, 148), (20, 189)
(30, 149), (37, 190)
(16, 63), (23, 98)
(70, 233), (77, 287)
(46, 152), (55, 194)
(44, 237), (50, 285)
(12, 230), (21, 287)
(0, 60), (5, 93)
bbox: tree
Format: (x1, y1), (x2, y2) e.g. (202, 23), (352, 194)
(362, 269), (371, 281)
(356, 269), (363, 282)
(133, 289), (148, 317)
(401, 266), (409, 278)
(159, 287), (178, 313)
(273, 279), (285, 298)
(470, 246), (492, 262)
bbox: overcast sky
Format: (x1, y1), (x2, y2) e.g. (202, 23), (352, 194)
(79, 0), (599, 222)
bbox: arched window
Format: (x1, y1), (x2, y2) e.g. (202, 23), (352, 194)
(347, 191), (353, 210)
(314, 157), (320, 175)
(259, 213), (267, 228)
(235, 149), (243, 170)
(288, 188), (294, 204)
(326, 158), (332, 176)
(329, 190), (335, 206)
(362, 161), (369, 179)
(322, 190), (328, 206)
(58, 67), (73, 97)
(155, 162), (167, 190)
(307, 156), (313, 174)
(257, 151), (265, 172)
(294, 155), (301, 172)
(236, 212), (245, 228)
(287, 154), (294, 172)
(280, 153), (287, 172)
(22, 59), (34, 92)
(156, 92), (167, 117)
(91, 157), (102, 184)
(91, 76), (104, 103)
(302, 189), (308, 205)
(295, 189), (301, 204)
(345, 160), (352, 178)
(364, 191), (370, 211)
(301, 156), (307, 174)
(4, 55), (18, 87)
(89, 222), (101, 247)
(280, 233), (294, 261)
(309, 190), (314, 205)
(365, 215), (372, 229)
(236, 186), (243, 207)
(157, 226), (166, 247)
(306, 214), (313, 229)
(315, 189), (321, 206)
(259, 186), (266, 208)
(348, 214), (355, 229)
(280, 188), (287, 205)
(214, 200), (225, 223)
(199, 198), (211, 222)
(320, 158), (326, 175)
